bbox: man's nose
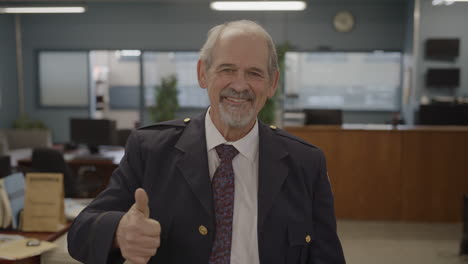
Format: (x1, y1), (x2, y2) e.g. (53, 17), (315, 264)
(230, 71), (249, 92)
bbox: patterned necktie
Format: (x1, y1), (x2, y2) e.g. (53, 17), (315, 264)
(209, 144), (239, 264)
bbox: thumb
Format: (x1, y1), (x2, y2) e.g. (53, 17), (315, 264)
(133, 188), (150, 218)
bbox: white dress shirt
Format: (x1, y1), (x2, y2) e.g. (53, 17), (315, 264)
(205, 110), (260, 264)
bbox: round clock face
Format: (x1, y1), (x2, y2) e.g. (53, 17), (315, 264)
(333, 11), (355, 33)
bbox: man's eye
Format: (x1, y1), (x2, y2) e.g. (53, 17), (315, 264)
(221, 68), (234, 73)
(249, 71), (262, 77)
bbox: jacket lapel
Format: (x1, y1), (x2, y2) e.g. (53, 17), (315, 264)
(175, 111), (214, 218)
(173, 113), (289, 226)
(257, 122), (289, 232)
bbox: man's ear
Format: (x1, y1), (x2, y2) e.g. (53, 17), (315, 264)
(268, 70), (280, 98)
(197, 60), (207, 89)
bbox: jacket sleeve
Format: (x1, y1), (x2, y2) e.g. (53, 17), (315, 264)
(67, 131), (144, 264)
(309, 150), (346, 264)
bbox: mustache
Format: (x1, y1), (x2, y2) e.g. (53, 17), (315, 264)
(220, 88), (255, 101)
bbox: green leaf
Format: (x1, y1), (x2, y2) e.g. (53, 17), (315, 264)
(148, 75), (179, 123)
(12, 115), (48, 130)
(258, 42), (291, 125)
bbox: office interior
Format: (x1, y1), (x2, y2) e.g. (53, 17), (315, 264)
(0, 0), (468, 263)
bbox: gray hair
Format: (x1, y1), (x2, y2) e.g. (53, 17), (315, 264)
(199, 20), (279, 81)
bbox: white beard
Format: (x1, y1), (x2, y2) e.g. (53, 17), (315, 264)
(218, 101), (256, 128)
(217, 87), (257, 128)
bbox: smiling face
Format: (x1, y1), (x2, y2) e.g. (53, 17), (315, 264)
(198, 29), (279, 137)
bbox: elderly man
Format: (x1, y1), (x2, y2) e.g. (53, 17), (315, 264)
(68, 20), (345, 264)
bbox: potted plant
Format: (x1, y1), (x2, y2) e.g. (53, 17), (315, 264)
(12, 115), (48, 130)
(258, 42), (290, 125)
(7, 115), (51, 150)
(149, 75), (179, 123)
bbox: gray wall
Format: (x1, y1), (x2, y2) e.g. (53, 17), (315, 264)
(2, 1), (408, 142)
(416, 0), (468, 104)
(0, 15), (18, 129)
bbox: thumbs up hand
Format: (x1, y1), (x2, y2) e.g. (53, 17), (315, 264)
(134, 187), (150, 218)
(115, 188), (161, 264)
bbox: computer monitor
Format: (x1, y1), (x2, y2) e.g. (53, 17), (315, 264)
(70, 118), (117, 153)
(425, 38), (460, 59)
(426, 68), (460, 88)
(303, 109), (343, 125)
(418, 104), (468, 125)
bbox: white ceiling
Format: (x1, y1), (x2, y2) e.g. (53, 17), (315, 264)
(2, 0), (212, 3)
(1, 0), (408, 3)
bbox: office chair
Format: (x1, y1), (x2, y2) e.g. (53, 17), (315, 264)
(0, 155), (12, 179)
(461, 194), (468, 255)
(31, 148), (101, 198)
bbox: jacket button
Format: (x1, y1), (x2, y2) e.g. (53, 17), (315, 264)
(199, 225), (208, 236)
(305, 235), (311, 243)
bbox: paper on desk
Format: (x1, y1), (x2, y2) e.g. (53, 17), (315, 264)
(64, 198), (93, 220)
(0, 238), (57, 260)
(0, 234), (24, 245)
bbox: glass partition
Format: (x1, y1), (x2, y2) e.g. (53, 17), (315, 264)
(38, 51), (89, 107)
(285, 51), (402, 111)
(141, 51), (208, 126)
(143, 51), (208, 108)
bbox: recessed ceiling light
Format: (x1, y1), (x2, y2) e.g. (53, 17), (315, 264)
(0, 7), (86, 14)
(210, 1), (307, 11)
(432, 0), (468, 5)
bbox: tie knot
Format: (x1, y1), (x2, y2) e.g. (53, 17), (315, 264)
(215, 144), (238, 162)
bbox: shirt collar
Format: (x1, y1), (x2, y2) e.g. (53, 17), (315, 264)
(205, 108), (259, 162)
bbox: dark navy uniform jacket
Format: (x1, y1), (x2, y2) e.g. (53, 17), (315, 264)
(67, 111), (345, 264)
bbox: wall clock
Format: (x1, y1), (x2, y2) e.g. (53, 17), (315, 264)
(333, 11), (355, 33)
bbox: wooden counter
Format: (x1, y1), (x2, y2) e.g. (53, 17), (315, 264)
(285, 125), (468, 222)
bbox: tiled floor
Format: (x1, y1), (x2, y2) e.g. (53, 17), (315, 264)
(48, 220), (467, 263)
(338, 220), (468, 264)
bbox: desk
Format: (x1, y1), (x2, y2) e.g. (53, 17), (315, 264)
(285, 125), (468, 222)
(17, 157), (119, 197)
(0, 224), (70, 264)
(40, 233), (80, 264)
(67, 158), (118, 196)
